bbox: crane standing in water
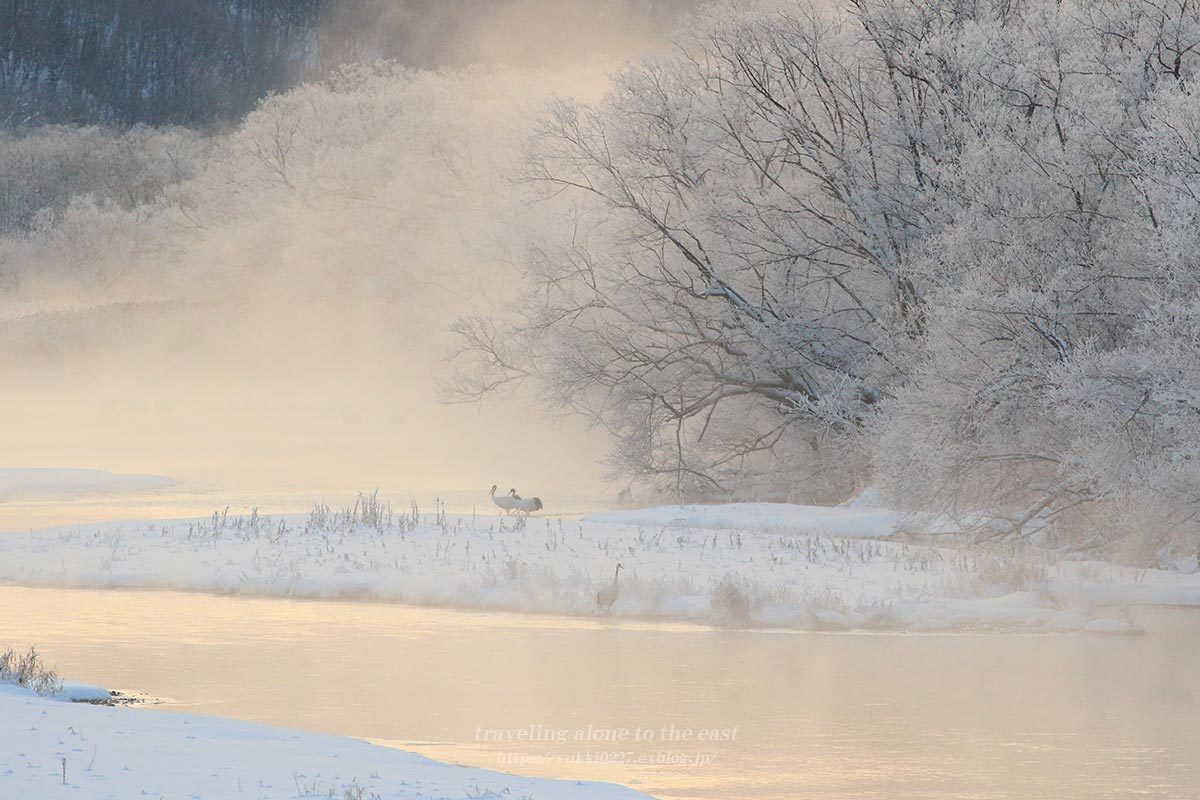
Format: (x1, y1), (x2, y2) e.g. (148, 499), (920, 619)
(597, 563), (623, 612)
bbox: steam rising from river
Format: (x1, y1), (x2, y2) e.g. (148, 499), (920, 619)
(0, 2), (704, 509)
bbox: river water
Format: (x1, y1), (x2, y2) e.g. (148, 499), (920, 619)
(0, 584), (1196, 799)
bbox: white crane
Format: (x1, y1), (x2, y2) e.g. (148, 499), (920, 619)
(596, 563), (623, 612)
(490, 485), (518, 514)
(509, 490), (543, 514)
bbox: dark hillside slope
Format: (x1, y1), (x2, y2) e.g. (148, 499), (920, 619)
(0, 0), (702, 127)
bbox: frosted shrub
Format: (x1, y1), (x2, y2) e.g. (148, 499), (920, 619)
(0, 646), (63, 697)
(969, 551), (1049, 594)
(710, 575), (752, 625)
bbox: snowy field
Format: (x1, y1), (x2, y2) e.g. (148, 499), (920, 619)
(0, 682), (646, 800)
(2, 499), (1199, 633)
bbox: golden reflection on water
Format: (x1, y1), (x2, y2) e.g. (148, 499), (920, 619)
(0, 584), (1197, 799)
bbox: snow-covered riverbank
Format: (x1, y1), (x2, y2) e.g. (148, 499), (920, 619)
(1, 501), (1198, 632)
(0, 681), (646, 800)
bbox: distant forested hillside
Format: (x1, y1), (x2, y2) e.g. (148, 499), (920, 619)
(0, 0), (700, 127)
(1, 0), (322, 126)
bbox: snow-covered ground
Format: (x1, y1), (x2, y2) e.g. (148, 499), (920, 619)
(0, 500), (1198, 632)
(0, 681), (646, 800)
(587, 502), (898, 539)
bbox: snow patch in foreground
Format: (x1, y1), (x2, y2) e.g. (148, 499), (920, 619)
(57, 681), (112, 702)
(0, 682), (647, 800)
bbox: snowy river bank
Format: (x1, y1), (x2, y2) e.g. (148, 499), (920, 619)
(0, 679), (646, 800)
(1, 501), (1198, 632)
(3, 501), (1200, 798)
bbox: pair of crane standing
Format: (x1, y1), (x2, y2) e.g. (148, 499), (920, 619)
(488, 484), (623, 611)
(489, 484), (543, 514)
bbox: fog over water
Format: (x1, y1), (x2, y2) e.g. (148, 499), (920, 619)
(0, 2), (710, 521)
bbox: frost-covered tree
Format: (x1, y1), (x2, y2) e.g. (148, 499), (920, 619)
(452, 0), (1200, 556)
(448, 1), (955, 498)
(0, 127), (210, 235)
(872, 0), (1200, 555)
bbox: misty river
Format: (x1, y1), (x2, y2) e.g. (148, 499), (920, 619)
(1, 584), (1196, 800)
